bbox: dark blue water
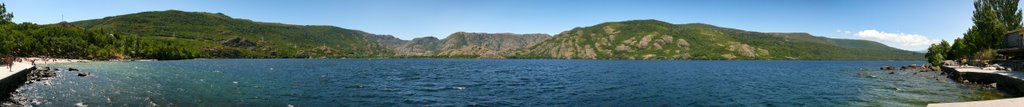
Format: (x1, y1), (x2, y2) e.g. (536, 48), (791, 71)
(6, 59), (1004, 106)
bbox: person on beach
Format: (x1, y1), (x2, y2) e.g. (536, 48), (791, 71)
(4, 54), (12, 72)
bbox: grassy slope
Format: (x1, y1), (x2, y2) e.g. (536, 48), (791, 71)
(69, 10), (390, 58)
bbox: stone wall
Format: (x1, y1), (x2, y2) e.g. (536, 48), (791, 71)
(0, 67), (31, 101)
(942, 66), (1024, 97)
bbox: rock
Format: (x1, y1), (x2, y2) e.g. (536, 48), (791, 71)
(68, 68), (78, 71)
(27, 68), (58, 81)
(78, 72), (89, 77)
(889, 72), (895, 74)
(880, 66), (896, 70)
(33, 69), (56, 77)
(222, 37), (258, 47)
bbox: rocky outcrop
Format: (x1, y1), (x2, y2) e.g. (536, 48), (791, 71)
(28, 67), (57, 81)
(370, 34), (408, 49)
(222, 37), (257, 47)
(373, 32), (551, 58)
(392, 37), (443, 56)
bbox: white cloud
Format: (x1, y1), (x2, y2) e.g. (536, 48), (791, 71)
(852, 30), (934, 46)
(832, 29), (939, 50)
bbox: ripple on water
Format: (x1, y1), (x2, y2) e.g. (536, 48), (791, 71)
(5, 59), (1009, 106)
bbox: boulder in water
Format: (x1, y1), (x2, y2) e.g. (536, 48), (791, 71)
(68, 68), (78, 71)
(880, 66), (896, 70)
(77, 72), (89, 77)
(28, 67), (58, 81)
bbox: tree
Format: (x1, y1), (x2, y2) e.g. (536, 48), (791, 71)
(950, 38), (969, 59)
(956, 0), (1019, 59)
(0, 3), (13, 24)
(990, 0), (1023, 29)
(927, 40), (951, 66)
(970, 0), (1007, 49)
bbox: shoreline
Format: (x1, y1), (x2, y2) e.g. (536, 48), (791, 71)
(174, 57), (928, 61)
(927, 66), (1024, 107)
(0, 57), (90, 102)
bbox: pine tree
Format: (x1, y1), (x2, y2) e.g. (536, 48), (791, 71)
(0, 3), (12, 24)
(990, 0), (1023, 29)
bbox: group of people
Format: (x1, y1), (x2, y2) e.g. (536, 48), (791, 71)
(2, 53), (48, 72)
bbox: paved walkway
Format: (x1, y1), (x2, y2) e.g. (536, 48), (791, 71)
(0, 62), (33, 80)
(944, 66), (1024, 79)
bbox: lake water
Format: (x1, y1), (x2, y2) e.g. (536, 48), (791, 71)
(4, 59), (1005, 106)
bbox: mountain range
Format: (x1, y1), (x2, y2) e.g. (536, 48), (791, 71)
(514, 20), (922, 60)
(372, 32), (550, 58)
(64, 10), (921, 60)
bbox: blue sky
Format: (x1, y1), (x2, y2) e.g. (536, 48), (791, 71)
(1, 0), (984, 50)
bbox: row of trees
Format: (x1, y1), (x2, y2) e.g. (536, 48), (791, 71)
(928, 0), (1023, 66)
(0, 3), (203, 60)
(0, 23), (204, 60)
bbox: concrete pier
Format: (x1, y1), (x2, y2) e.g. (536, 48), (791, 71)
(0, 62), (34, 101)
(928, 66), (1024, 107)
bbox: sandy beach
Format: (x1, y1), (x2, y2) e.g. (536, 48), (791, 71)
(1, 57), (90, 78)
(16, 57), (90, 65)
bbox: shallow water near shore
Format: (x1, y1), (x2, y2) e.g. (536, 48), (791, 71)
(4, 59), (1006, 106)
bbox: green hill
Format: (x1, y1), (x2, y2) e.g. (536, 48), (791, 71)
(69, 10), (390, 58)
(513, 20), (923, 60)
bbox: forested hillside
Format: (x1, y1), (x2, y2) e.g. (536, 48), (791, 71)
(68, 10), (391, 58)
(513, 20), (923, 60)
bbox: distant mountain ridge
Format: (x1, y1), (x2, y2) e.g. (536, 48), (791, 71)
(513, 20), (922, 60)
(61, 10), (919, 60)
(373, 32), (550, 58)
